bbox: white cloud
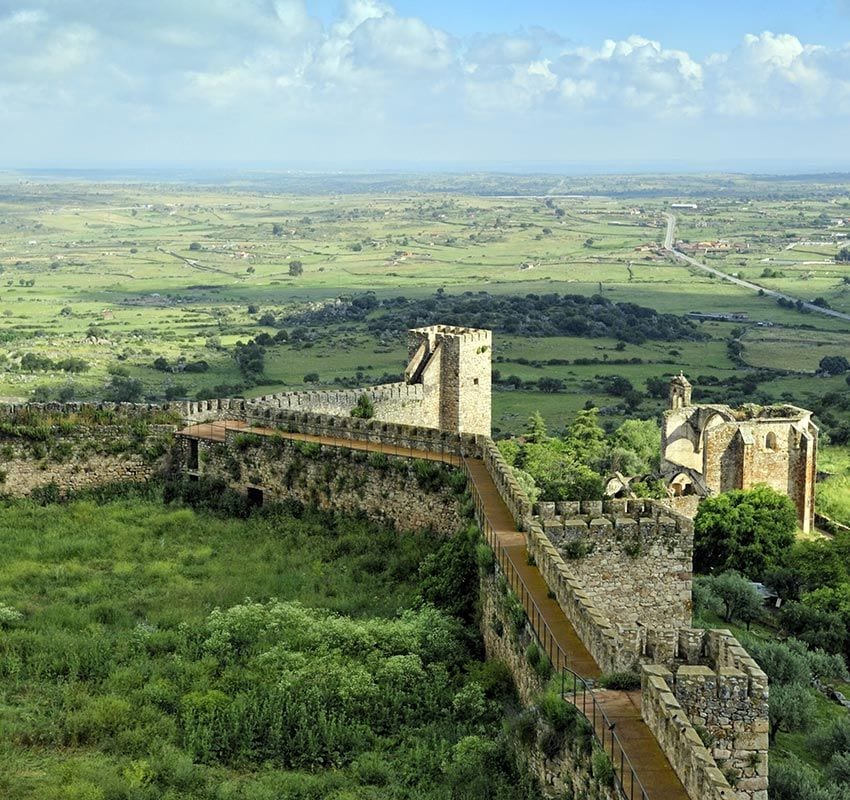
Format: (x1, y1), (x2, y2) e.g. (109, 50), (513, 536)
(2, 3), (850, 165)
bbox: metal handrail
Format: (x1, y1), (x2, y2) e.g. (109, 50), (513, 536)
(185, 419), (651, 800)
(460, 456), (650, 800)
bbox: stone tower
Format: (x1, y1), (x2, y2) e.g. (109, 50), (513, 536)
(661, 373), (818, 532)
(669, 372), (692, 409)
(405, 325), (492, 437)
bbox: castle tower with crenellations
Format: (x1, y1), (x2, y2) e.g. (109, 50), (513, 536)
(405, 325), (492, 437)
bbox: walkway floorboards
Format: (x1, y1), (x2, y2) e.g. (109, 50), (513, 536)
(179, 421), (690, 800)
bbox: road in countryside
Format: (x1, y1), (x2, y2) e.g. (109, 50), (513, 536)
(663, 214), (850, 324)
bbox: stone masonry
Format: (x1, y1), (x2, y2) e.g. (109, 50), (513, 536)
(535, 498), (693, 634)
(0, 327), (775, 800)
(662, 373), (817, 532)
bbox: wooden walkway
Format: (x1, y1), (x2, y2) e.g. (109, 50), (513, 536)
(179, 421), (690, 800)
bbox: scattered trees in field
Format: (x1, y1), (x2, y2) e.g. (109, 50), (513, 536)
(19, 353), (89, 373)
(233, 340), (265, 381)
(819, 356), (850, 376)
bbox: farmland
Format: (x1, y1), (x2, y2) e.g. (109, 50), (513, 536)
(0, 172), (849, 439)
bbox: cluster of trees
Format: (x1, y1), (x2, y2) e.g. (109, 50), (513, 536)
(695, 486), (850, 662)
(233, 340), (265, 381)
(819, 356), (850, 376)
(19, 353), (88, 373)
(270, 290), (703, 346)
(498, 410), (662, 502)
(837, 247), (850, 263)
(693, 485), (850, 796)
(152, 356), (210, 374)
(366, 291), (706, 345)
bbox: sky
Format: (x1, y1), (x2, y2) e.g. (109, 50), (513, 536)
(1, 0), (850, 171)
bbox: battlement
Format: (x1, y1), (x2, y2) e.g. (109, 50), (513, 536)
(533, 498), (693, 635)
(641, 666), (736, 800)
(409, 324), (492, 344)
(646, 629), (770, 800)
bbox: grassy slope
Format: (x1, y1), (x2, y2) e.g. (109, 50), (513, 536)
(0, 495), (528, 800)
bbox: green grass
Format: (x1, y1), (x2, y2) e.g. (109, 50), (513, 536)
(3, 182), (850, 455)
(0, 494), (534, 800)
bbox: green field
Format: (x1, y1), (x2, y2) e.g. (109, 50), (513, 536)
(1, 174), (849, 442)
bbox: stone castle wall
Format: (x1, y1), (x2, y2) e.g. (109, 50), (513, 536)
(0, 403), (179, 496)
(480, 569), (619, 800)
(642, 665), (735, 800)
(175, 428), (466, 534)
(535, 499), (694, 633)
(644, 628), (769, 800)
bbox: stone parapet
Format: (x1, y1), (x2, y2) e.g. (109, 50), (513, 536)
(533, 498), (693, 635)
(641, 665), (736, 800)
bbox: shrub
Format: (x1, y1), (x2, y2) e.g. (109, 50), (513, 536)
(526, 642), (552, 680)
(475, 542), (495, 576)
(507, 709), (537, 748)
(350, 393), (375, 419)
(0, 603), (23, 627)
(598, 671), (641, 691)
(536, 692), (577, 733)
(591, 747), (614, 786)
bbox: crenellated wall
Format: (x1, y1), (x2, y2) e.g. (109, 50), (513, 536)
(641, 627), (769, 800)
(535, 498), (694, 633)
(641, 665), (735, 800)
(0, 326), (776, 800)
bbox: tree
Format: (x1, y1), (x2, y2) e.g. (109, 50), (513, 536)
(694, 485), (797, 576)
(303, 372), (319, 384)
(819, 355), (850, 376)
(537, 376), (564, 393)
(188, 242), (201, 251)
(706, 571), (764, 627)
(104, 375), (144, 403)
(563, 408), (607, 471)
(769, 683), (815, 739)
(837, 247), (850, 263)
(418, 526), (478, 624)
(272, 223), (284, 236)
(608, 419), (661, 474)
(233, 340), (265, 380)
(288, 260), (303, 277)
(524, 411), (547, 444)
(779, 602), (848, 655)
(164, 383), (188, 400)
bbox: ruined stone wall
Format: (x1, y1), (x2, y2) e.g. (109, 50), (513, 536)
(662, 395), (817, 532)
(535, 499), (693, 633)
(177, 429), (466, 533)
(0, 403), (179, 496)
(0, 424), (176, 496)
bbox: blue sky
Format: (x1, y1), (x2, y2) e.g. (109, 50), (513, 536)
(1, 0), (850, 171)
